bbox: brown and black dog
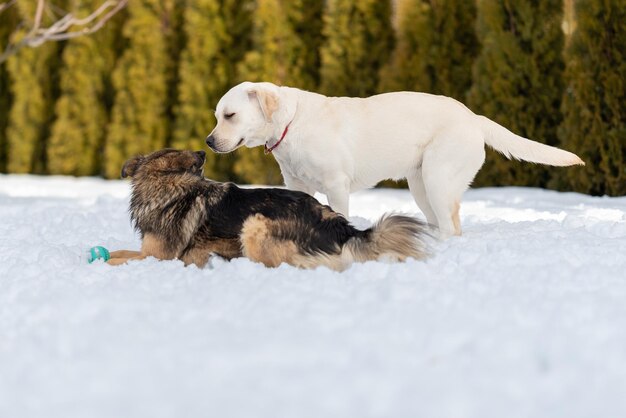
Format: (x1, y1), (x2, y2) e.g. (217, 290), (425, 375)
(107, 149), (430, 270)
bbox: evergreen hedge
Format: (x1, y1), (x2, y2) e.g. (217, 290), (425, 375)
(0, 0), (623, 194)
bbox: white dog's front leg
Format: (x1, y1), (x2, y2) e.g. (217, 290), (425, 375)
(283, 172), (315, 196)
(325, 178), (350, 216)
(327, 191), (349, 216)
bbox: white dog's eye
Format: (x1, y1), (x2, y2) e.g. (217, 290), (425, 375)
(224, 112), (236, 120)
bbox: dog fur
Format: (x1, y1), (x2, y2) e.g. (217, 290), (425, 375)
(107, 149), (430, 270)
(206, 82), (585, 238)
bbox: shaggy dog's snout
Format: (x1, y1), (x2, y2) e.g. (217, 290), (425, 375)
(193, 150), (206, 173)
(195, 150), (206, 162)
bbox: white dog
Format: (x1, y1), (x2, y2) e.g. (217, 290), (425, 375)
(207, 81), (584, 238)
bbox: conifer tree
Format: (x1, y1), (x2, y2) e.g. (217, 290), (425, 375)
(172, 0), (254, 181)
(238, 0), (323, 90)
(48, 0), (124, 176)
(5, 1), (64, 174)
(380, 0), (478, 101)
(104, 0), (177, 178)
(555, 0), (626, 195)
(320, 0), (394, 97)
(0, 7), (17, 173)
(467, 0), (565, 188)
(234, 0), (324, 185)
(293, 0), (325, 89)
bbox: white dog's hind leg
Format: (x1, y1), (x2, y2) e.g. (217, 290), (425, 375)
(407, 168), (438, 227)
(421, 131), (485, 239)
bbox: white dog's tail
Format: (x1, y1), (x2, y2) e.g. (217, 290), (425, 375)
(340, 214), (430, 266)
(477, 115), (584, 167)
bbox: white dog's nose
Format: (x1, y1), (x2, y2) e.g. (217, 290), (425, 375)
(205, 135), (216, 149)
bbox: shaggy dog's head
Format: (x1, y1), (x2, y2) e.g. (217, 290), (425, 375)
(206, 81), (295, 153)
(121, 149), (206, 179)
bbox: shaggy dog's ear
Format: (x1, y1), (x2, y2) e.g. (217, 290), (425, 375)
(248, 87), (279, 122)
(121, 156), (144, 178)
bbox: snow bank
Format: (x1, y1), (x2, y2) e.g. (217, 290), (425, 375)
(1, 174), (625, 418)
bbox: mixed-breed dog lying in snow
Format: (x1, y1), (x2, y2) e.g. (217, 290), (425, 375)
(106, 82), (584, 271)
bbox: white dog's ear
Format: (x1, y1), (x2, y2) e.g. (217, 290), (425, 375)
(248, 88), (279, 122)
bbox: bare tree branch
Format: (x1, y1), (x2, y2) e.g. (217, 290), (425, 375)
(0, 0), (128, 63)
(0, 0), (17, 15)
(32, 0), (46, 34)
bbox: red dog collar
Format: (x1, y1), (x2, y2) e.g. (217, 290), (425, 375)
(264, 122), (292, 155)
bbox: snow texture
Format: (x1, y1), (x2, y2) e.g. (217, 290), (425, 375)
(1, 174), (625, 418)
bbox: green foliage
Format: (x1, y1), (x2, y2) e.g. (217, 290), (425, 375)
(292, 0), (325, 89)
(238, 0), (322, 89)
(468, 0), (565, 188)
(0, 6), (17, 173)
(172, 0), (254, 181)
(104, 0), (178, 178)
(48, 1), (124, 176)
(320, 0), (394, 97)
(380, 0), (478, 101)
(555, 0), (626, 195)
(5, 1), (65, 174)
(235, 0), (324, 185)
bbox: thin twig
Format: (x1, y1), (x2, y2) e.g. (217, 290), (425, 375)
(0, 0), (128, 63)
(0, 0), (17, 15)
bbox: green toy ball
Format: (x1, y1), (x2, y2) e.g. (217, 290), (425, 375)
(87, 246), (110, 263)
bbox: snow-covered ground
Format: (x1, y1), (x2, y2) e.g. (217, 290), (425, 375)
(1, 174), (625, 418)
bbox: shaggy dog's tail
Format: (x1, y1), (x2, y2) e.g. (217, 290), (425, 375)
(340, 214), (430, 267)
(241, 213), (430, 272)
(296, 214), (431, 271)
